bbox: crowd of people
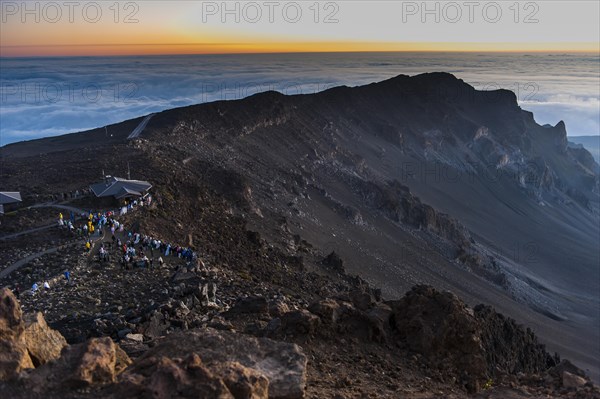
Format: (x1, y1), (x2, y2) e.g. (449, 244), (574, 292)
(24, 194), (194, 295)
(36, 193), (196, 288)
(10, 192), (188, 298)
(118, 231), (197, 270)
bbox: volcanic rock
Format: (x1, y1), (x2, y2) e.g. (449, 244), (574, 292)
(115, 353), (234, 399)
(131, 328), (307, 399)
(228, 296), (269, 314)
(0, 288), (67, 380)
(21, 312), (68, 367)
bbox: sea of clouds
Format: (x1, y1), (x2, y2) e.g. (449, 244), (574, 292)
(1, 52), (598, 145)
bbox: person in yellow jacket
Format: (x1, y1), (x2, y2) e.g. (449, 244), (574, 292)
(59, 212), (63, 220)
(90, 225), (95, 234)
(85, 241), (91, 251)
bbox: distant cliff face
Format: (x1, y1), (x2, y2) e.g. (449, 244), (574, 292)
(569, 136), (600, 166)
(331, 73), (596, 209)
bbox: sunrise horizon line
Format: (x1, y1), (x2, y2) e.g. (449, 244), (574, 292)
(2, 48), (599, 59)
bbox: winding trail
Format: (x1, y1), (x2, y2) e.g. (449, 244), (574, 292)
(0, 242), (80, 279)
(0, 202), (90, 277)
(1, 200), (144, 279)
(0, 203), (87, 241)
(0, 224), (56, 241)
(29, 202), (86, 214)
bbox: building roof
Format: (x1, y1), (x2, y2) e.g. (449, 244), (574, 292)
(90, 177), (152, 199)
(0, 192), (22, 205)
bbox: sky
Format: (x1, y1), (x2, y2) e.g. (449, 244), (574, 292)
(1, 1), (599, 56)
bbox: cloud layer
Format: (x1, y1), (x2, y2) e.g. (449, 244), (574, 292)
(1, 52), (598, 145)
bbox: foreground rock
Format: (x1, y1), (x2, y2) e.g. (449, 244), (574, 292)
(21, 312), (68, 367)
(0, 288), (307, 399)
(0, 288), (67, 380)
(2, 276), (598, 398)
(121, 328), (307, 399)
(23, 336), (131, 391)
(389, 285), (560, 392)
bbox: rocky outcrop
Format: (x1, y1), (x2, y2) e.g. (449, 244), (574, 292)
(130, 328), (307, 399)
(0, 287), (130, 393)
(0, 288), (308, 399)
(23, 336), (131, 391)
(2, 271), (598, 399)
(114, 354), (241, 399)
(21, 312), (68, 367)
(474, 304), (559, 376)
(0, 288), (24, 340)
(0, 290), (32, 380)
(305, 298), (387, 343)
(389, 285), (487, 392)
(388, 285), (563, 393)
(261, 284), (584, 394)
(353, 178), (472, 248)
(0, 288), (67, 380)
(128, 357), (269, 399)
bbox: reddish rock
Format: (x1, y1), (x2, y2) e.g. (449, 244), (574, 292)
(21, 312), (67, 367)
(25, 336), (131, 390)
(0, 339), (34, 381)
(0, 288), (24, 340)
(215, 361), (269, 399)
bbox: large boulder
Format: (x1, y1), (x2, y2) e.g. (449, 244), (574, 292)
(308, 299), (388, 342)
(0, 288), (24, 340)
(72, 337), (124, 385)
(389, 285), (487, 392)
(116, 353), (235, 399)
(278, 310), (321, 336)
(130, 328), (307, 399)
(21, 312), (68, 367)
(214, 361), (269, 399)
(0, 339), (34, 381)
(389, 285), (565, 393)
(0, 289), (66, 380)
(474, 304), (559, 375)
(26, 336), (131, 390)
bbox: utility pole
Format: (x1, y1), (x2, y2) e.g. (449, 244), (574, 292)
(127, 162), (131, 180)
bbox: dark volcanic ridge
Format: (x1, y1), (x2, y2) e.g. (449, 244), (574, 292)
(1, 72), (599, 396)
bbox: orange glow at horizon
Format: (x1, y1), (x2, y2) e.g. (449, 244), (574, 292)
(1, 1), (598, 57)
(2, 42), (599, 57)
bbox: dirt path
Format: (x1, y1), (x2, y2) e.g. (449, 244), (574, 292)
(0, 243), (77, 279)
(29, 202), (86, 215)
(0, 203), (86, 240)
(0, 224), (56, 241)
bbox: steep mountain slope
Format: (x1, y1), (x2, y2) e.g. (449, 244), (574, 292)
(1, 72), (598, 379)
(570, 135), (600, 164)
